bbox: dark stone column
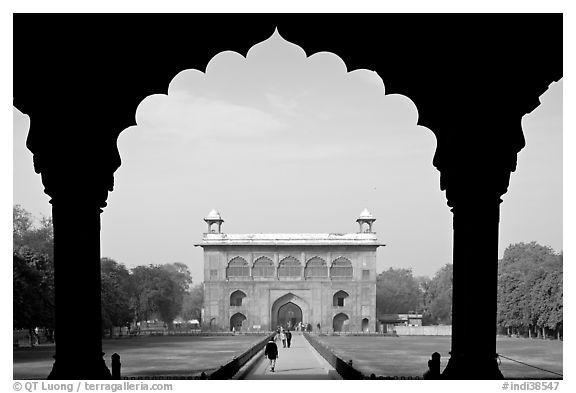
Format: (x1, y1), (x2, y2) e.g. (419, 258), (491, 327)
(431, 110), (526, 379)
(25, 112), (121, 379)
(441, 193), (504, 379)
(47, 200), (112, 379)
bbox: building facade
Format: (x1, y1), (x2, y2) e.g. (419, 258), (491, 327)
(196, 209), (383, 333)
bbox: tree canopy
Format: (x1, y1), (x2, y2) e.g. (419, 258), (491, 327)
(14, 205), (201, 335)
(497, 242), (562, 337)
(13, 205), (55, 330)
(376, 267), (422, 316)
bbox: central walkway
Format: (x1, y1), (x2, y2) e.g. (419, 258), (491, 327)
(238, 333), (341, 380)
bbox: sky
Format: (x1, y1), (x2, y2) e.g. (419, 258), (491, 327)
(12, 30), (563, 284)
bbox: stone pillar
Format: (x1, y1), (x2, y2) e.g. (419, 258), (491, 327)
(441, 195), (503, 379)
(48, 200), (112, 379)
(25, 113), (120, 379)
(274, 252), (279, 280)
(431, 109), (526, 379)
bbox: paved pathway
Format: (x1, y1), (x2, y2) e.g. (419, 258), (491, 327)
(239, 333), (340, 379)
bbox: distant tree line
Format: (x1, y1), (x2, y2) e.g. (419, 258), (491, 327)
(376, 264), (453, 325)
(100, 258), (204, 335)
(13, 205), (204, 337)
(377, 242), (563, 338)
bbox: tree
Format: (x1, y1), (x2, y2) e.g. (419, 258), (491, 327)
(13, 204), (33, 240)
(13, 205), (55, 334)
(129, 263), (193, 330)
(376, 268), (422, 317)
(499, 242), (561, 277)
(161, 262), (193, 293)
(422, 264), (453, 325)
(181, 284), (204, 322)
(100, 258), (132, 337)
(497, 242), (563, 338)
(497, 272), (525, 334)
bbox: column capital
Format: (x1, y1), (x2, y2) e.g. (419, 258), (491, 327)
(431, 116), (525, 211)
(25, 111), (122, 211)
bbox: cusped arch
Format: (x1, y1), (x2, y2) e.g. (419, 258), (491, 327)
(278, 256), (302, 279)
(252, 256), (275, 278)
(226, 256), (249, 278)
(330, 257), (353, 280)
(305, 256), (328, 279)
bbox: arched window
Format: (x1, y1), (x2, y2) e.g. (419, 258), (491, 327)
(252, 257), (275, 278)
(333, 290), (349, 307)
(226, 257), (250, 278)
(230, 290), (247, 306)
(330, 257), (353, 280)
(305, 257), (328, 279)
(278, 257), (302, 279)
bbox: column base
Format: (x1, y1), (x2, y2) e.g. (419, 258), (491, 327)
(441, 353), (504, 379)
(47, 353), (112, 380)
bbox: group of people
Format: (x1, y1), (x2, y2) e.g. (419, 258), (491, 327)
(264, 327), (293, 372)
(276, 327), (292, 348)
(294, 322), (314, 332)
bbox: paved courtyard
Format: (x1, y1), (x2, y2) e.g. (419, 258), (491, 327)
(237, 332), (340, 380)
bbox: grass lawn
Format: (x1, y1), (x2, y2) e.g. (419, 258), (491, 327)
(13, 335), (266, 379)
(314, 335), (563, 379)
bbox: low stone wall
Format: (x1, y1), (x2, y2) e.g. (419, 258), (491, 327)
(394, 325), (452, 336)
(210, 333), (276, 379)
(304, 333), (364, 380)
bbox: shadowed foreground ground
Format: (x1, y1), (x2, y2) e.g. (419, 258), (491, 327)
(14, 334), (562, 379)
(314, 335), (563, 379)
(13, 335), (265, 379)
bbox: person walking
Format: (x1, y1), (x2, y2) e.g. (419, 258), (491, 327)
(264, 339), (279, 372)
(286, 330), (292, 348)
(279, 329), (287, 348)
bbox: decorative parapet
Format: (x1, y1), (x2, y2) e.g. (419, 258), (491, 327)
(196, 233), (384, 247)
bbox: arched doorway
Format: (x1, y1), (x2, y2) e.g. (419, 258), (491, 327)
(333, 313), (349, 332)
(230, 313), (246, 332)
(270, 293), (310, 330)
(361, 318), (370, 332)
(277, 302), (302, 330)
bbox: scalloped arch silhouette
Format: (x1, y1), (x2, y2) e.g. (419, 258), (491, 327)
(129, 28), (430, 161)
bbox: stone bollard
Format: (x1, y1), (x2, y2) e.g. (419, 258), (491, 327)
(111, 353), (121, 379)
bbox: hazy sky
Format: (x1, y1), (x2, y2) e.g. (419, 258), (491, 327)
(12, 30), (562, 284)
